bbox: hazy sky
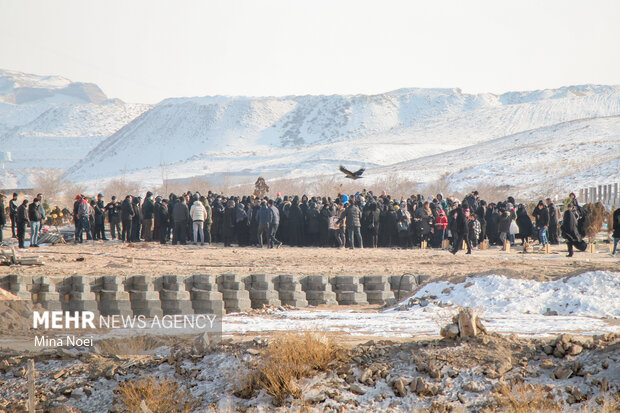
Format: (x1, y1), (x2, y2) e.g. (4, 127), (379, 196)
(1, 0), (619, 103)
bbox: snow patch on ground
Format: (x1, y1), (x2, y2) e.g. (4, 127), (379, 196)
(402, 271), (620, 318)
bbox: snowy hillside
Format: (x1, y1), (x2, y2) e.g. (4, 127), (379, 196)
(0, 70), (150, 188)
(64, 84), (620, 196)
(376, 115), (620, 197)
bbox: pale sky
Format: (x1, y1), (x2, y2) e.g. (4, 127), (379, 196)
(1, 0), (619, 104)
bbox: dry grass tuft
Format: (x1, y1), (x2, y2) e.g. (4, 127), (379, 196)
(593, 394), (620, 413)
(116, 377), (198, 413)
(235, 331), (347, 405)
(492, 383), (561, 413)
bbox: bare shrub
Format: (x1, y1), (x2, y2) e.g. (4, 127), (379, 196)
(369, 173), (419, 199)
(116, 377), (198, 413)
(61, 182), (87, 208)
(605, 206), (614, 234)
(267, 177), (308, 197)
(102, 177), (143, 199)
(596, 394), (620, 413)
(456, 183), (516, 204)
(583, 202), (606, 243)
(32, 169), (68, 205)
(423, 172), (453, 199)
(491, 382), (561, 413)
(234, 331), (347, 405)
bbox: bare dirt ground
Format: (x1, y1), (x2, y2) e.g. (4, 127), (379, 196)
(1, 237), (618, 281)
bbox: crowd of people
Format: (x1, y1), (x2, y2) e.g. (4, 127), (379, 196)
(1, 189), (619, 258)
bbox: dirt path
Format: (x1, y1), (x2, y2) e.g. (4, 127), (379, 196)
(1, 239), (618, 280)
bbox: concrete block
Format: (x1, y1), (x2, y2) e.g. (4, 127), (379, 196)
(277, 290), (308, 307)
(335, 291), (368, 305)
(192, 274), (219, 291)
(390, 275), (417, 301)
(305, 290), (338, 306)
(128, 275), (163, 317)
(365, 291), (396, 305)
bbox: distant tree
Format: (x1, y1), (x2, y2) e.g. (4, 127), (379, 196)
(254, 177), (269, 198)
(582, 202), (606, 243)
(33, 170), (68, 205)
(103, 178), (142, 199)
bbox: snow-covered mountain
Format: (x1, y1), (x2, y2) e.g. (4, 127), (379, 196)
(0, 70), (151, 188)
(63, 84), (620, 197)
(1, 68), (618, 197)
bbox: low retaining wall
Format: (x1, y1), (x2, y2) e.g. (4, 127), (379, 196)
(0, 273), (431, 315)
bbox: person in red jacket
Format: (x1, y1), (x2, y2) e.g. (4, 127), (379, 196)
(433, 209), (448, 248)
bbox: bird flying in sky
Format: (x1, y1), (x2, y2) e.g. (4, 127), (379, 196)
(339, 165), (365, 180)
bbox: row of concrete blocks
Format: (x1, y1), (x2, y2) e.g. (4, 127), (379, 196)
(0, 273), (430, 316)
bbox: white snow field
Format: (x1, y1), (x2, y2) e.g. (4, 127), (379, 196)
(99, 271), (619, 339)
(219, 271), (619, 339)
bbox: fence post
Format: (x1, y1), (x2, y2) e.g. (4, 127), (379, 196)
(608, 184), (613, 204)
(579, 188), (584, 203)
(598, 185), (602, 202)
(584, 188), (589, 203)
(615, 183), (619, 206)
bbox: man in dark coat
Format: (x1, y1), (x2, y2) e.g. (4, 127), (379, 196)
(153, 196), (162, 242)
(27, 198), (43, 247)
(120, 195), (134, 242)
(561, 204), (582, 257)
(172, 196), (190, 245)
(612, 206), (620, 256)
(131, 197), (142, 242)
(319, 202), (332, 247)
(94, 193), (107, 240)
(142, 191), (155, 242)
(340, 201), (363, 249)
(498, 209), (512, 247)
(546, 198), (559, 245)
(201, 196), (212, 245)
(0, 194), (6, 243)
(16, 199), (29, 248)
(256, 200), (270, 248)
(9, 193), (18, 238)
(268, 199), (282, 248)
(105, 196), (121, 239)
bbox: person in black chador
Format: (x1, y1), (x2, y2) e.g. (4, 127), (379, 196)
(561, 203), (582, 257)
(120, 195), (134, 242)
